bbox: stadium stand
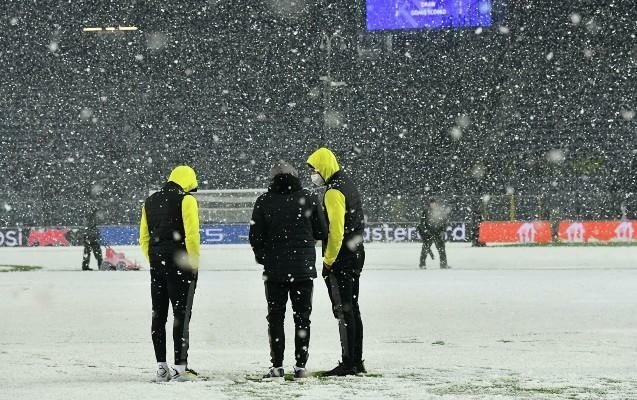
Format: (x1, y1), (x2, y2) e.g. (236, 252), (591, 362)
(0, 1), (634, 226)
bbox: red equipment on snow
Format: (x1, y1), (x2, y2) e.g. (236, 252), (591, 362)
(99, 246), (141, 271)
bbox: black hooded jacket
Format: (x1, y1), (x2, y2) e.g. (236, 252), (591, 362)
(83, 208), (101, 242)
(249, 174), (328, 282)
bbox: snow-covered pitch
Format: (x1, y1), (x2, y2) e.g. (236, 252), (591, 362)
(2, 243), (637, 399)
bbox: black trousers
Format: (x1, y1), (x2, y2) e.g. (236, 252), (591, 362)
(420, 231), (447, 267)
(325, 250), (364, 367)
(82, 239), (102, 270)
(265, 279), (313, 368)
(150, 256), (197, 365)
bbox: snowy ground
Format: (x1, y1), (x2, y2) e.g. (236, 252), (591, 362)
(2, 243), (637, 399)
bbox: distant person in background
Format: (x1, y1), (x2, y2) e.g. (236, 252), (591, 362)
(307, 147), (366, 376)
(81, 205), (103, 271)
(471, 197), (486, 247)
(417, 218), (436, 263)
(249, 160), (327, 380)
(620, 201), (629, 221)
(418, 198), (449, 269)
(139, 165), (201, 382)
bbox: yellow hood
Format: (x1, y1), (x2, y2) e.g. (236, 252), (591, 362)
(168, 165), (198, 192)
(307, 147), (340, 182)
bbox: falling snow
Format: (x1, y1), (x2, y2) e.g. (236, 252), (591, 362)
(1, 0), (636, 398)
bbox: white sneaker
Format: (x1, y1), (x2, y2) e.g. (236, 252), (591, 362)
(170, 367), (199, 382)
(155, 364), (171, 382)
(262, 366), (285, 380)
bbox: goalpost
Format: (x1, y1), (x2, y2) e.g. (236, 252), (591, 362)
(147, 188), (266, 224)
(192, 189), (266, 224)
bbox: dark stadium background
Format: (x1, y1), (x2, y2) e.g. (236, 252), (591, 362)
(0, 0), (634, 226)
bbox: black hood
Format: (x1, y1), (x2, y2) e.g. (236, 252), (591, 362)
(269, 174), (302, 195)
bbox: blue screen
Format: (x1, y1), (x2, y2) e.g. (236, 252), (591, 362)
(366, 0), (493, 31)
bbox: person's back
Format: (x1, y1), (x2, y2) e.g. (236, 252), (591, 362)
(139, 165), (200, 382)
(251, 172), (326, 281)
(249, 161), (327, 379)
(144, 182), (189, 259)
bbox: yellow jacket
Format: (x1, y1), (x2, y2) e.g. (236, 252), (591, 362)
(139, 165), (200, 270)
(307, 147), (346, 266)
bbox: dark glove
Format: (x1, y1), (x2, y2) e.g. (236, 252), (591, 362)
(322, 262), (331, 280)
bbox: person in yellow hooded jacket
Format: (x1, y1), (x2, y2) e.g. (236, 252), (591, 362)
(139, 165), (201, 382)
(307, 147), (366, 376)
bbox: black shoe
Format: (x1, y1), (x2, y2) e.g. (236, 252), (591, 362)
(354, 360), (367, 374)
(82, 267), (93, 271)
(323, 361), (356, 377)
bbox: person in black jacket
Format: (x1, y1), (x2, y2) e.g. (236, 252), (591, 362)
(470, 197), (486, 247)
(418, 198), (449, 269)
(250, 160), (328, 380)
(417, 220), (436, 263)
(81, 205), (103, 271)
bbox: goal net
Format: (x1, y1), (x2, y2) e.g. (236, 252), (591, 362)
(192, 189), (265, 224)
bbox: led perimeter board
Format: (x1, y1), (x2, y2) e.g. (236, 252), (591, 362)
(366, 0), (497, 31)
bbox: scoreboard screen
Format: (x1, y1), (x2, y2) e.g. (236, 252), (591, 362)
(366, 0), (494, 31)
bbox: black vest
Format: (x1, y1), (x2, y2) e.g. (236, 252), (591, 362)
(144, 181), (189, 256)
(325, 171), (365, 255)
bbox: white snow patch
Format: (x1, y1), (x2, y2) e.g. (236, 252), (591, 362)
(2, 244), (637, 399)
